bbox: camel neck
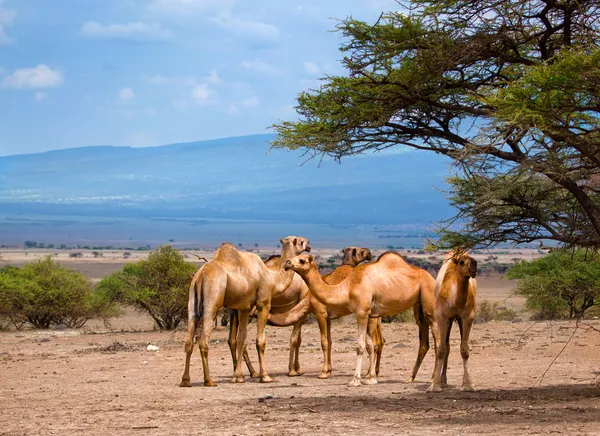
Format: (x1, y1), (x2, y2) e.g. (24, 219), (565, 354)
(455, 274), (470, 307)
(300, 266), (348, 307)
(270, 246), (297, 294)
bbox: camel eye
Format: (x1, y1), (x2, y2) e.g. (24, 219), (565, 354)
(300, 259), (306, 264)
(459, 260), (465, 265)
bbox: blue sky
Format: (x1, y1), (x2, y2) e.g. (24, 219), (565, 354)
(0, 0), (399, 156)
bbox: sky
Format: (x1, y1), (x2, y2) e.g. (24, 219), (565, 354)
(0, 0), (400, 156)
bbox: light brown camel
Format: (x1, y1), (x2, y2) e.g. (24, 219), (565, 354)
(428, 250), (478, 392)
(179, 236), (310, 387)
(283, 252), (440, 386)
(232, 247), (375, 379)
(268, 247), (388, 378)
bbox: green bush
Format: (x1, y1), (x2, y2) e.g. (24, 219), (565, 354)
(382, 310), (413, 323)
(97, 245), (197, 330)
(507, 249), (600, 319)
(0, 258), (118, 329)
(476, 301), (518, 322)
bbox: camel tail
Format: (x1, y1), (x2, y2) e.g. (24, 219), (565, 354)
(267, 293), (311, 327)
(188, 268), (204, 324)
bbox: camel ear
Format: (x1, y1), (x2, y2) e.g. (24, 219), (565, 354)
(293, 238), (298, 245)
(341, 247), (349, 254)
(452, 257), (459, 264)
(309, 254), (315, 262)
(352, 248), (357, 256)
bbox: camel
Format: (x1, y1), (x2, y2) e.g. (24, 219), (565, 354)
(428, 250), (478, 392)
(232, 247), (375, 379)
(179, 236), (310, 387)
(284, 252), (440, 386)
(268, 247), (388, 378)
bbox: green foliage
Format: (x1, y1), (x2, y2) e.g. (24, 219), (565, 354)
(382, 310), (413, 323)
(96, 245), (197, 330)
(507, 249), (600, 319)
(0, 258), (118, 329)
(273, 0), (600, 249)
(476, 301), (518, 322)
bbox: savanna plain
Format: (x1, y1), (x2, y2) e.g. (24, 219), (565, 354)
(1, 248), (599, 436)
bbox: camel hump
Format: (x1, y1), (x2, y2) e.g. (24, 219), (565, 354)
(214, 243), (244, 262)
(263, 255), (282, 267)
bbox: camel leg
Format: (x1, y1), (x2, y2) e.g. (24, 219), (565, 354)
(441, 319), (452, 388)
(349, 312), (369, 387)
(255, 301), (274, 383)
(428, 316), (450, 392)
(243, 345), (258, 378)
(326, 316), (333, 375)
(374, 318), (384, 377)
(179, 316), (196, 387)
(288, 320), (304, 376)
(408, 302), (429, 383)
(198, 309), (217, 387)
(233, 310), (250, 383)
(315, 311), (330, 379)
(227, 309), (239, 370)
(363, 321), (377, 384)
(457, 316), (475, 391)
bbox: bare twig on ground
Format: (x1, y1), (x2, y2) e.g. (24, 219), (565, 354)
(516, 321), (540, 349)
(190, 254), (209, 262)
(536, 321), (579, 387)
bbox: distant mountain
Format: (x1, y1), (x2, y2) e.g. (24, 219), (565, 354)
(0, 134), (455, 245)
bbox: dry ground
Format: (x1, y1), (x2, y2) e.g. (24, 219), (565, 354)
(1, 311), (599, 436)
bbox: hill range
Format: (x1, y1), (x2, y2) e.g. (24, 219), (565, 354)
(0, 134), (454, 247)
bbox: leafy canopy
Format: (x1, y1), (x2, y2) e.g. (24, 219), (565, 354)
(508, 249), (600, 319)
(97, 245), (197, 330)
(272, 0), (600, 249)
(0, 257), (117, 329)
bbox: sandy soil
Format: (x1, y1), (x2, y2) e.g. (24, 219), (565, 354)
(1, 312), (599, 436)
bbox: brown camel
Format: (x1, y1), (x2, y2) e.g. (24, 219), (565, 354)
(268, 247), (387, 378)
(283, 252), (440, 386)
(233, 247), (375, 379)
(428, 250), (477, 392)
(179, 236), (310, 387)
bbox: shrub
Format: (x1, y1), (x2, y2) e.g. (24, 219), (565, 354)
(97, 245), (197, 330)
(382, 310), (413, 323)
(476, 301), (518, 322)
(0, 258), (118, 329)
(507, 249), (600, 319)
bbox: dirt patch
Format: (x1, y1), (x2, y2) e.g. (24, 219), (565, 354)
(1, 314), (599, 435)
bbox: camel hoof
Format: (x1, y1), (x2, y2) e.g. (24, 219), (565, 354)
(427, 384), (442, 393)
(179, 379), (192, 388)
(260, 375), (274, 383)
(405, 377), (415, 384)
(287, 370), (303, 377)
(348, 379), (362, 387)
(317, 372), (330, 379)
(232, 376), (245, 383)
(441, 381), (448, 388)
(462, 384), (475, 391)
(250, 372), (260, 378)
(204, 380), (217, 387)
(363, 377), (377, 385)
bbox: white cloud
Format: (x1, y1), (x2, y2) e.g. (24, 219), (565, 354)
(210, 15), (280, 44)
(0, 1), (16, 46)
(240, 96), (259, 107)
(240, 60), (279, 75)
(304, 61), (320, 75)
(117, 87), (135, 104)
(144, 74), (196, 86)
(205, 69), (222, 84)
(34, 92), (47, 102)
(81, 21), (172, 42)
(191, 83), (210, 103)
(1, 65), (64, 90)
(146, 0), (234, 16)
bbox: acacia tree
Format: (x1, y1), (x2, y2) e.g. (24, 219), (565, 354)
(272, 0), (600, 249)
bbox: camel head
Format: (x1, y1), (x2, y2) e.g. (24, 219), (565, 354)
(341, 247), (372, 266)
(283, 254), (314, 274)
(452, 253), (477, 279)
(280, 236), (311, 255)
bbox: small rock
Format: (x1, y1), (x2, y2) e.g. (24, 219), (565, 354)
(258, 395), (274, 403)
(474, 318), (487, 324)
(142, 361), (148, 365)
(146, 344), (160, 352)
(39, 338), (51, 343)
